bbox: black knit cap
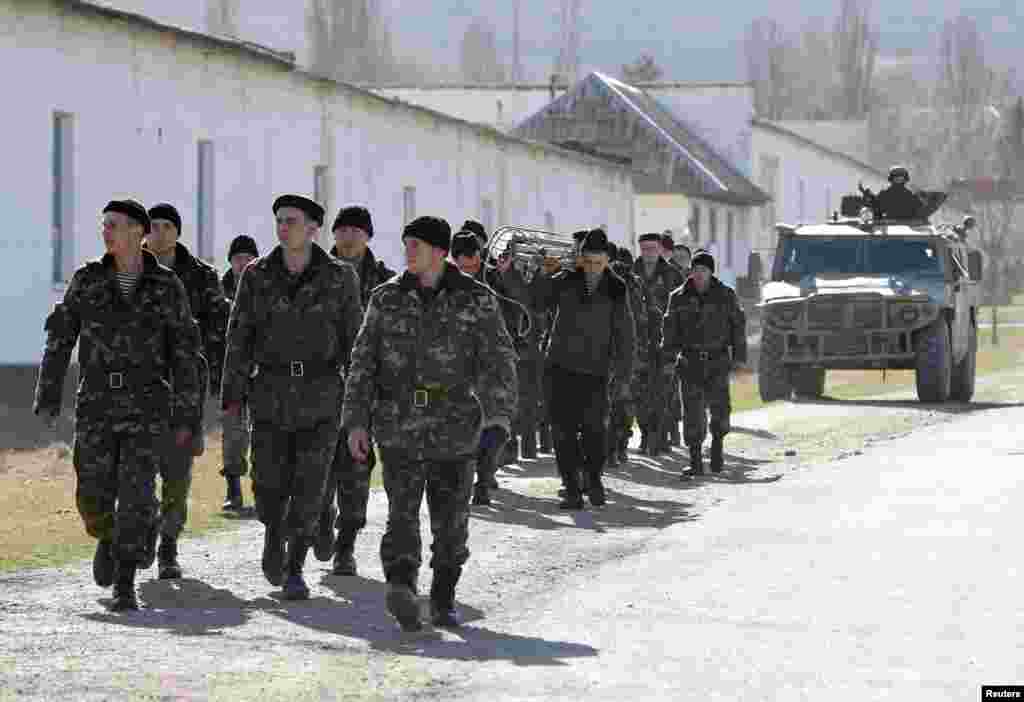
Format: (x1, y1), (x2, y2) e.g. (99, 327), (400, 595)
(104, 199), (151, 234)
(618, 248), (634, 265)
(403, 216), (452, 252)
(450, 231), (481, 258)
(148, 203), (182, 236)
(606, 241), (619, 259)
(273, 194), (325, 227)
(332, 205), (373, 238)
(462, 220), (487, 242)
(227, 234), (259, 261)
(581, 228), (610, 254)
(572, 230), (589, 242)
(660, 233), (674, 249)
(691, 249), (715, 273)
(638, 232), (662, 243)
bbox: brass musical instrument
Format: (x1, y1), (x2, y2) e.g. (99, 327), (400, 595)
(484, 225), (579, 281)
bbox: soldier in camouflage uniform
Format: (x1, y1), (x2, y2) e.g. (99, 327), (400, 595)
(343, 216), (517, 631)
(220, 234), (260, 512)
(606, 244), (646, 467)
(661, 250), (747, 477)
(34, 199), (203, 611)
(632, 233), (686, 456)
(315, 205), (397, 577)
(221, 195), (363, 601)
(144, 203), (229, 580)
(660, 235), (688, 449)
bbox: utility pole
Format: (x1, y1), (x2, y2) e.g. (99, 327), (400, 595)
(554, 0), (582, 86)
(512, 0), (522, 84)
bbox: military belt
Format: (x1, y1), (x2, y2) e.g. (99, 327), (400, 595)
(378, 383), (470, 409)
(256, 359), (339, 379)
(83, 367), (162, 391)
(680, 348), (729, 361)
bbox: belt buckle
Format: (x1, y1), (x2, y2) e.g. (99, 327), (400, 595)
(290, 361), (304, 378)
(414, 389), (429, 408)
(698, 351), (710, 361)
(108, 372), (124, 390)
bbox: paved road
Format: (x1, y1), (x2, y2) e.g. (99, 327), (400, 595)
(427, 406), (1024, 701)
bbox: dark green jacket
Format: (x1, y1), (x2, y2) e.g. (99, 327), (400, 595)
(662, 276), (747, 367)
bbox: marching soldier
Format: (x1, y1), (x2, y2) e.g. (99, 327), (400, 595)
(221, 194), (363, 600)
(606, 244), (646, 467)
(144, 203), (228, 580)
(672, 243), (692, 272)
(530, 229), (634, 510)
(661, 250), (747, 477)
(660, 233), (676, 265)
(666, 243), (692, 448)
(315, 205), (396, 577)
(34, 199), (203, 611)
(220, 234), (260, 512)
(342, 216), (517, 631)
(632, 233), (686, 456)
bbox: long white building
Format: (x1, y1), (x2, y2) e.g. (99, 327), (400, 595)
(0, 0), (635, 366)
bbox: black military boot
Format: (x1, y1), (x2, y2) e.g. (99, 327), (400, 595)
(386, 574), (422, 632)
(93, 539), (116, 588)
(669, 424), (682, 448)
(314, 503), (337, 562)
(521, 431), (538, 459)
(685, 444), (704, 479)
(640, 431), (649, 455)
(538, 424), (553, 453)
(558, 470), (585, 510)
(110, 561), (139, 612)
(138, 520), (160, 570)
(472, 482), (491, 506)
(587, 469), (607, 507)
(262, 521), (285, 587)
(282, 537), (310, 600)
(157, 536), (183, 580)
(430, 567), (462, 628)
(331, 529), (358, 576)
(222, 475), (243, 512)
(710, 436), (725, 473)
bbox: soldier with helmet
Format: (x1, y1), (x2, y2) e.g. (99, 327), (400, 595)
(876, 166), (923, 220)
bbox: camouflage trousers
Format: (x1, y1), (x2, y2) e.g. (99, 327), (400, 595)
(514, 357), (542, 448)
(72, 417), (163, 565)
(638, 362), (673, 440)
(607, 396), (634, 455)
(251, 419), (338, 545)
(158, 434), (195, 540)
(378, 450), (475, 586)
(221, 403), (251, 478)
(320, 427), (377, 538)
(680, 359), (732, 447)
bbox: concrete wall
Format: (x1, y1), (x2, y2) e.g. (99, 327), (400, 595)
(0, 0), (634, 367)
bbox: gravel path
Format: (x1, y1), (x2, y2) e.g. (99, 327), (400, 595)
(2, 372), (1020, 701)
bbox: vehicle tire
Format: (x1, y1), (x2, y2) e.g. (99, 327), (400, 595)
(758, 330), (792, 402)
(792, 367), (826, 399)
(915, 320), (952, 403)
(949, 321), (977, 402)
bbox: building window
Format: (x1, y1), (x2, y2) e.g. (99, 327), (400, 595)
(197, 140), (215, 262)
(544, 211), (555, 232)
(798, 178), (807, 222)
(402, 186), (416, 225)
(690, 204), (701, 242)
(726, 211), (735, 267)
(709, 207), (718, 244)
(481, 198), (494, 236)
(52, 112), (74, 285)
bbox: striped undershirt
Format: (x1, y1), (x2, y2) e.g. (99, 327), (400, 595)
(115, 271), (140, 298)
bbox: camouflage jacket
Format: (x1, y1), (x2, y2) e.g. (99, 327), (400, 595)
(342, 261), (518, 461)
(632, 257), (686, 324)
(661, 277), (747, 368)
(221, 243), (363, 430)
(329, 245), (397, 307)
(145, 242), (228, 391)
(611, 261), (648, 382)
(33, 251), (204, 428)
(490, 266), (543, 360)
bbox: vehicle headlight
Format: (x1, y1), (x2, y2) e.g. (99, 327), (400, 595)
(899, 306), (919, 323)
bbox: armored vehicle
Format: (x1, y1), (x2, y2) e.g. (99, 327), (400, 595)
(758, 189), (984, 404)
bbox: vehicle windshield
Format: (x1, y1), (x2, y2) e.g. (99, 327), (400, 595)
(776, 237), (944, 281)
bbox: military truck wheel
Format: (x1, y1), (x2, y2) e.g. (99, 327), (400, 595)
(758, 330), (792, 402)
(915, 320), (952, 403)
(950, 322), (977, 402)
(792, 367), (826, 399)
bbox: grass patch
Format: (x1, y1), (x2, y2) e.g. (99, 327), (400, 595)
(0, 431), (384, 573)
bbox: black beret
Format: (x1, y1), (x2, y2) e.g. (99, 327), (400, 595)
(273, 194), (325, 227)
(332, 205), (373, 238)
(581, 228), (609, 254)
(227, 234), (259, 260)
(450, 231), (482, 258)
(403, 216), (452, 252)
(572, 230), (589, 242)
(147, 203), (182, 235)
(638, 233), (662, 243)
(692, 249), (715, 273)
(462, 220), (487, 241)
(104, 199), (151, 234)
(607, 241), (619, 259)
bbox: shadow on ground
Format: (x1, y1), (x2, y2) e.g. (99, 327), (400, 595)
(794, 396), (1024, 413)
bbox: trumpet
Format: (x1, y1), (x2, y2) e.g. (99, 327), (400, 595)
(484, 225), (579, 280)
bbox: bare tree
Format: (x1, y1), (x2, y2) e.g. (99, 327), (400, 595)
(307, 0), (398, 84)
(792, 16), (834, 119)
(744, 17), (793, 120)
(206, 0), (240, 36)
(621, 54), (663, 84)
(833, 0), (878, 119)
(553, 0), (583, 86)
(460, 17), (507, 84)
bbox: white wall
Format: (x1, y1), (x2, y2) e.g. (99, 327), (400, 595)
(0, 0), (633, 365)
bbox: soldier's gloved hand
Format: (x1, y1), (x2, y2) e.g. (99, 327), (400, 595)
(348, 427), (371, 463)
